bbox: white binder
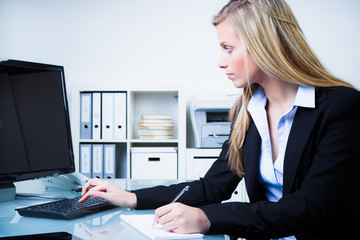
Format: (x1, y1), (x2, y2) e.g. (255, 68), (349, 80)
(114, 92), (127, 139)
(92, 144), (103, 179)
(101, 93), (114, 139)
(80, 93), (92, 139)
(104, 144), (116, 179)
(92, 92), (101, 140)
(79, 144), (92, 178)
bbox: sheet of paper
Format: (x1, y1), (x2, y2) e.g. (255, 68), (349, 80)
(120, 214), (204, 240)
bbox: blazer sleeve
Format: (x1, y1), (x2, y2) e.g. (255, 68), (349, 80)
(200, 87), (360, 239)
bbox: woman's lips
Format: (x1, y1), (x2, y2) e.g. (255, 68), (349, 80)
(226, 73), (233, 79)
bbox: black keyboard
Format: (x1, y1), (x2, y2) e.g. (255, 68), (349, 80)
(16, 196), (118, 220)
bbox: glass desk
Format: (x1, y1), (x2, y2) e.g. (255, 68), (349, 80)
(0, 179), (226, 240)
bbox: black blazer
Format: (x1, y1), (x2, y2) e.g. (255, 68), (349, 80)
(134, 86), (360, 240)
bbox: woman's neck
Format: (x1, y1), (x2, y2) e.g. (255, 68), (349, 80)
(256, 77), (299, 162)
(259, 77), (299, 113)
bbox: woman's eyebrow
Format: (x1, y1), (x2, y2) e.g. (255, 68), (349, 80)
(220, 41), (230, 47)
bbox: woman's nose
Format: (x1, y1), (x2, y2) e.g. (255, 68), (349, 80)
(218, 54), (227, 69)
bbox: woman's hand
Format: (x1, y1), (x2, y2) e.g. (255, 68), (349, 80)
(78, 178), (137, 208)
(154, 202), (211, 234)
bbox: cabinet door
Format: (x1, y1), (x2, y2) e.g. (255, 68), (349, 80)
(186, 148), (221, 179)
(191, 157), (217, 179)
(131, 152), (177, 179)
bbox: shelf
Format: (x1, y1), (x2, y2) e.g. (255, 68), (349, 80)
(71, 86), (186, 179)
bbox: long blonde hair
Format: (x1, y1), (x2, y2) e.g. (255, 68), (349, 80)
(213, 0), (353, 177)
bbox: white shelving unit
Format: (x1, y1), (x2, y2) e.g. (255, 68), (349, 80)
(70, 84), (186, 179)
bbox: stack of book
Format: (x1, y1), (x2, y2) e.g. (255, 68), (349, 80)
(138, 114), (174, 140)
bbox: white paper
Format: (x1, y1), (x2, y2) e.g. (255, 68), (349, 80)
(120, 214), (203, 240)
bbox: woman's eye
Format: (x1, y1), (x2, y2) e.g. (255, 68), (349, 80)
(224, 46), (233, 53)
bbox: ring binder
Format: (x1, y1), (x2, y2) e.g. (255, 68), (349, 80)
(80, 93), (92, 139)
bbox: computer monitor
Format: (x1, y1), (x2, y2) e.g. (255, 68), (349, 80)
(0, 60), (75, 201)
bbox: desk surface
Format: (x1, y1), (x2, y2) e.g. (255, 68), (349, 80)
(0, 179), (226, 240)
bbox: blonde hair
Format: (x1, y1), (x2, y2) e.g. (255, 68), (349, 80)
(213, 0), (353, 177)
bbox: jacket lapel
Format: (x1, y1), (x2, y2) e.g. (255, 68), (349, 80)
(243, 121), (266, 202)
(283, 88), (327, 194)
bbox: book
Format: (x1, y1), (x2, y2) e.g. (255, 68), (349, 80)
(138, 129), (173, 136)
(139, 122), (174, 128)
(120, 214), (203, 240)
(138, 135), (174, 140)
(138, 125), (174, 130)
(139, 119), (174, 124)
(141, 114), (172, 120)
(138, 114), (175, 140)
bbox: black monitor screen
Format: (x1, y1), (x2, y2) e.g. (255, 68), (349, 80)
(0, 60), (74, 183)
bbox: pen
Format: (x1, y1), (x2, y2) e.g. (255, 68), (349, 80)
(171, 185), (190, 203)
(152, 185), (190, 227)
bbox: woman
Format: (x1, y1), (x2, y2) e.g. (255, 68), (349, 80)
(80, 0), (360, 239)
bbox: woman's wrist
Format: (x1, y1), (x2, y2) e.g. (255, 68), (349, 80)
(127, 191), (137, 208)
(197, 208), (211, 233)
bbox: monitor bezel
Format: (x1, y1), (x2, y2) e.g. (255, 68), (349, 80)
(0, 60), (75, 183)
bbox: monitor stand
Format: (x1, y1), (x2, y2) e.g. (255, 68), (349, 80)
(0, 183), (16, 202)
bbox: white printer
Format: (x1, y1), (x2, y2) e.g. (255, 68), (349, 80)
(190, 93), (239, 148)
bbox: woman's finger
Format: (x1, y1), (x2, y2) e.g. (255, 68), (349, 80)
(81, 178), (101, 195)
(154, 203), (172, 218)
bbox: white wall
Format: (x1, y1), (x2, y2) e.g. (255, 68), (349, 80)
(1, 0), (359, 147)
(288, 0), (360, 89)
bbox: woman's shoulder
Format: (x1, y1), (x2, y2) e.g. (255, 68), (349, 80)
(316, 86), (360, 115)
(317, 86), (360, 104)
